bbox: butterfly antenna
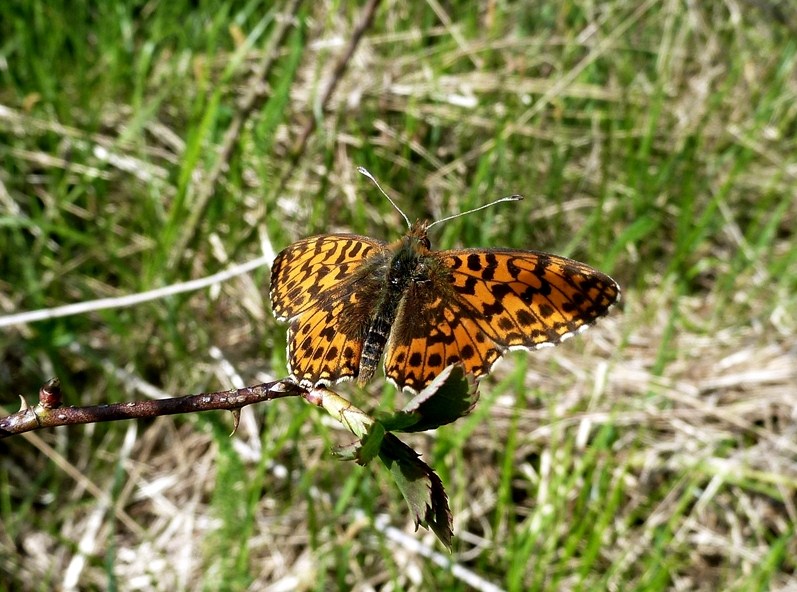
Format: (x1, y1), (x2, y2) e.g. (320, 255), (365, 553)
(427, 194), (524, 229)
(357, 167), (411, 229)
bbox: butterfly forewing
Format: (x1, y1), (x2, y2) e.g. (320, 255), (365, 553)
(441, 249), (619, 345)
(270, 234), (384, 320)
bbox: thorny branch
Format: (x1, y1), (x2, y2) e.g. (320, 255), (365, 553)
(1, 373), (460, 546)
(0, 377), (306, 439)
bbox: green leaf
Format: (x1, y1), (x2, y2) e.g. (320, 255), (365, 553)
(379, 433), (453, 549)
(382, 364), (479, 433)
(332, 441), (359, 462)
(313, 383), (456, 546)
(332, 422), (385, 464)
(356, 420), (386, 465)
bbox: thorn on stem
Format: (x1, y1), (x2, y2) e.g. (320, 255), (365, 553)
(230, 409), (241, 436)
(17, 395), (30, 413)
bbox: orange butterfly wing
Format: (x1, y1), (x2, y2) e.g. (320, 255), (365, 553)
(270, 234), (386, 387)
(384, 249), (619, 392)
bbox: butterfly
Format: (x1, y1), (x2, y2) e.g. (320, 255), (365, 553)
(270, 171), (620, 394)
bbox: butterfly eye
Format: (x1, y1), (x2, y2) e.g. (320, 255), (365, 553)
(421, 236), (431, 249)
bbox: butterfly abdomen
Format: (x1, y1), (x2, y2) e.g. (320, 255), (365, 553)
(358, 313), (393, 384)
(357, 236), (430, 384)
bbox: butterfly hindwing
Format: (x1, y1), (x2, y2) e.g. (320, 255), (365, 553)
(383, 248), (619, 392)
(384, 282), (504, 392)
(271, 234), (386, 386)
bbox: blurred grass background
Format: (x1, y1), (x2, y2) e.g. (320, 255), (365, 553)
(1, 0), (796, 590)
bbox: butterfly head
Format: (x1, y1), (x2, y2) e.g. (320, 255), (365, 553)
(408, 220), (432, 249)
(388, 221), (432, 266)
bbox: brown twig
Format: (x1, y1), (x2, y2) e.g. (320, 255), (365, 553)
(0, 378), (306, 439)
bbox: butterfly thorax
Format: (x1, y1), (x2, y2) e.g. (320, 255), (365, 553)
(357, 222), (439, 384)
